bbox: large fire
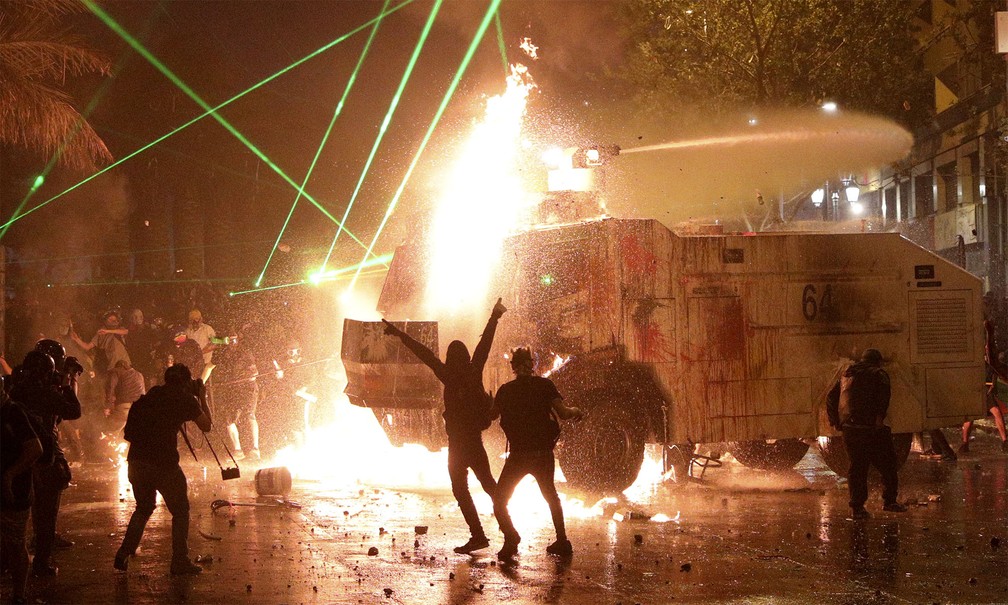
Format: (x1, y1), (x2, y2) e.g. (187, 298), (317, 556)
(265, 49), (668, 536)
(424, 63), (538, 314)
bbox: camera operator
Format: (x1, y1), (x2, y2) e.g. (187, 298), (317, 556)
(115, 364), (211, 576)
(9, 347), (82, 577)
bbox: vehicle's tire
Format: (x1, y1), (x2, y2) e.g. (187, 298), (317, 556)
(557, 403), (645, 493)
(726, 438), (810, 470)
(817, 432), (913, 478)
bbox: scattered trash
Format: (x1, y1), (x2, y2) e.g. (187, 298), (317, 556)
(379, 527), (386, 535)
(991, 537), (1001, 550)
(246, 584), (252, 592)
(368, 547), (379, 556)
(927, 494), (941, 503)
(415, 525), (428, 535)
(633, 534), (644, 544)
(625, 511), (652, 521)
(194, 554), (213, 564)
(449, 573), (455, 580)
(211, 498), (302, 512)
(680, 562), (692, 572)
(414, 540), (420, 548)
(384, 588), (394, 597)
(968, 577), (978, 585)
(229, 519), (236, 527)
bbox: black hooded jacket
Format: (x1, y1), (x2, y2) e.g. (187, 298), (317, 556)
(390, 311), (501, 437)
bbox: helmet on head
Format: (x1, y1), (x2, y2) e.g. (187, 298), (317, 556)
(860, 348), (884, 366)
(35, 339), (66, 368)
(23, 350), (55, 380)
(188, 309), (202, 324)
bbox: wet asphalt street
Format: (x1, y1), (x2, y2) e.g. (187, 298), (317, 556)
(4, 429), (1006, 605)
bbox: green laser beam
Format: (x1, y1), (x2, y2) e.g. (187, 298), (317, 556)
(309, 251), (393, 283)
(83, 1), (382, 260)
(348, 0), (504, 289)
(494, 11), (509, 74)
(256, 0), (390, 288)
(230, 266), (388, 297)
(1, 0), (414, 233)
(320, 0), (443, 272)
(0, 73), (116, 241)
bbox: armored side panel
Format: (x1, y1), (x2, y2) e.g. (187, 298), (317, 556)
(669, 231), (985, 444)
(341, 319), (441, 409)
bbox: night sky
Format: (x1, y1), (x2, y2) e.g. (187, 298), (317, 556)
(3, 1), (624, 286)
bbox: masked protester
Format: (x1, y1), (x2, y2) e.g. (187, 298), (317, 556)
(492, 347), (583, 560)
(383, 298), (507, 554)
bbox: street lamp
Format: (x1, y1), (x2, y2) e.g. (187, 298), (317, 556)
(844, 180), (860, 203)
(811, 188), (825, 208)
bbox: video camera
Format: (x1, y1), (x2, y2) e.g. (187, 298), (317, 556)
(63, 356), (85, 378)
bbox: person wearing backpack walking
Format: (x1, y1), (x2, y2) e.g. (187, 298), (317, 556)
(382, 298), (507, 554)
(827, 348), (907, 520)
(492, 347), (583, 560)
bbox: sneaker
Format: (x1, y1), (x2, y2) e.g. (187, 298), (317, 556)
(453, 536), (490, 554)
(249, 448), (261, 461)
(232, 450), (246, 461)
(1002, 440), (1007, 453)
(958, 442), (970, 454)
(170, 559), (203, 575)
(497, 537), (520, 560)
(54, 534), (75, 549)
(545, 539), (573, 556)
(883, 503), (908, 513)
(851, 508), (871, 520)
(940, 453), (957, 462)
(113, 550), (129, 572)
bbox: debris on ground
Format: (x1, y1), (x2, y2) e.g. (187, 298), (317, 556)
(368, 547), (379, 556)
(415, 525), (428, 534)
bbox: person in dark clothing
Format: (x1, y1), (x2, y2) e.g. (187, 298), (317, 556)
(492, 347), (583, 560)
(115, 364), (212, 575)
(827, 348), (907, 520)
(126, 309), (160, 388)
(9, 350), (81, 576)
(1, 386), (44, 604)
(382, 298), (507, 554)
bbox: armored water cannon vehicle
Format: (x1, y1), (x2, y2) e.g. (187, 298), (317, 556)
(342, 149), (986, 492)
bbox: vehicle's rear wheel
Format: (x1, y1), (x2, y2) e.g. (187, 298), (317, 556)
(817, 432), (913, 478)
(726, 438), (810, 470)
(557, 402), (645, 494)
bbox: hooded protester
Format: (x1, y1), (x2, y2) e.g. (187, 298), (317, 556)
(382, 298), (507, 554)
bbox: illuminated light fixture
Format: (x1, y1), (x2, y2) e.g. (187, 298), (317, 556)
(811, 188), (825, 208)
(850, 201), (864, 215)
(585, 148), (601, 165)
(748, 117), (758, 126)
(540, 274), (555, 286)
(821, 101), (838, 112)
(844, 180), (860, 203)
(831, 191), (840, 204)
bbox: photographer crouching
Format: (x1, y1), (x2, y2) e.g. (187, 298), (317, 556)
(8, 340), (83, 577)
(114, 363), (211, 575)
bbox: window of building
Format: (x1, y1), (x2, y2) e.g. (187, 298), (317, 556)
(937, 161), (958, 212)
(914, 172), (934, 219)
